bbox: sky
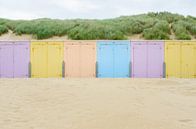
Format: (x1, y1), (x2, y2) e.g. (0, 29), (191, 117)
(0, 0), (195, 19)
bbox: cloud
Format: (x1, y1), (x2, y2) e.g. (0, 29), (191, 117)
(0, 7), (39, 19)
(0, 0), (195, 19)
(49, 0), (99, 13)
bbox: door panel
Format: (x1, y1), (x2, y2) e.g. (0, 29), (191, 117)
(14, 43), (29, 78)
(132, 42), (147, 78)
(97, 42), (113, 78)
(165, 43), (181, 78)
(80, 44), (96, 77)
(195, 44), (196, 78)
(48, 43), (63, 77)
(147, 42), (164, 78)
(31, 43), (47, 78)
(114, 43), (130, 78)
(181, 44), (195, 78)
(0, 45), (14, 78)
(64, 45), (80, 77)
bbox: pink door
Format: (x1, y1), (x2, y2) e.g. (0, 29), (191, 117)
(0, 41), (30, 78)
(131, 41), (164, 78)
(14, 42), (30, 78)
(132, 41), (147, 78)
(147, 42), (164, 78)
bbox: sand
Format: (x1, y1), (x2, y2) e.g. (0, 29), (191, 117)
(0, 78), (196, 129)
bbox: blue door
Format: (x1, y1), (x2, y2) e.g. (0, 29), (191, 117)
(97, 41), (130, 78)
(114, 41), (130, 78)
(97, 41), (114, 77)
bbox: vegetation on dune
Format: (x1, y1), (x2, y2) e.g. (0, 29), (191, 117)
(0, 12), (195, 40)
(0, 25), (8, 35)
(172, 21), (191, 40)
(143, 21), (170, 39)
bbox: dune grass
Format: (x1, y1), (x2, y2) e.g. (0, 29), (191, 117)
(0, 12), (195, 40)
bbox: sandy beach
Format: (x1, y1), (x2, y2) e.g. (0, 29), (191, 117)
(0, 78), (195, 129)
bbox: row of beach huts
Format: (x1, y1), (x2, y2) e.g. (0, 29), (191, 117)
(0, 40), (195, 78)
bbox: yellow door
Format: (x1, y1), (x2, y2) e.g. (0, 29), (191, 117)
(31, 42), (47, 78)
(48, 42), (64, 77)
(165, 41), (181, 78)
(181, 43), (195, 78)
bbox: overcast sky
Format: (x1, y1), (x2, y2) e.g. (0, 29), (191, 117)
(0, 0), (195, 19)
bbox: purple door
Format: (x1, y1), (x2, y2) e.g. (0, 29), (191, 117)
(131, 41), (164, 78)
(14, 42), (30, 78)
(0, 41), (30, 78)
(147, 42), (164, 78)
(132, 41), (147, 78)
(0, 44), (14, 78)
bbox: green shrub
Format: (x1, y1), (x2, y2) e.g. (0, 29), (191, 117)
(128, 21), (144, 34)
(143, 28), (169, 39)
(153, 21), (170, 33)
(185, 24), (196, 37)
(172, 21), (192, 40)
(0, 25), (8, 35)
(0, 18), (10, 25)
(176, 33), (191, 40)
(148, 12), (185, 23)
(5, 20), (25, 30)
(0, 12), (195, 40)
(67, 22), (126, 40)
(13, 20), (78, 39)
(14, 21), (35, 35)
(142, 21), (170, 39)
(189, 25), (196, 36)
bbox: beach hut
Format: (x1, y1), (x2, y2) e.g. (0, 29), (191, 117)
(64, 41), (96, 77)
(31, 41), (64, 78)
(0, 41), (30, 78)
(97, 40), (131, 78)
(131, 41), (164, 78)
(165, 41), (196, 78)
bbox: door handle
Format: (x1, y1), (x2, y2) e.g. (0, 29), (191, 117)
(62, 61), (65, 78)
(129, 62), (132, 77)
(163, 62), (166, 78)
(96, 61), (98, 78)
(28, 62), (31, 78)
